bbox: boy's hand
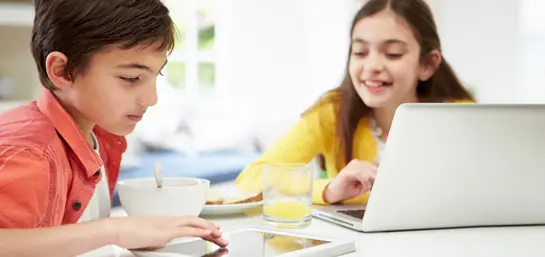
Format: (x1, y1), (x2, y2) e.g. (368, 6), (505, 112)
(107, 216), (228, 250)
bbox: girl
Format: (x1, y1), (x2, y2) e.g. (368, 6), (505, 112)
(235, 0), (474, 204)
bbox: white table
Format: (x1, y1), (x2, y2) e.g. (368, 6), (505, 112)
(82, 182), (545, 257)
(83, 208), (545, 257)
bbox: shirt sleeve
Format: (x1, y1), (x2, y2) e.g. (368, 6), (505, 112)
(0, 145), (50, 228)
(235, 103), (336, 204)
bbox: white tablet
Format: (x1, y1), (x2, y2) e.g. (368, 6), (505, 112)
(131, 227), (356, 257)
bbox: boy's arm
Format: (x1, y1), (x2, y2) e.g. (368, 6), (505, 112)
(0, 146), (50, 228)
(0, 219), (115, 257)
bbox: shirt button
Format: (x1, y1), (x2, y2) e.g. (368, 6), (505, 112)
(93, 170), (100, 178)
(72, 201), (82, 211)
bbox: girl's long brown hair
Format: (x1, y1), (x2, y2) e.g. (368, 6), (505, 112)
(308, 0), (475, 172)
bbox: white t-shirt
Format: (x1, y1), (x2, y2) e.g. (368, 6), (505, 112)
(78, 133), (111, 222)
(369, 118), (386, 164)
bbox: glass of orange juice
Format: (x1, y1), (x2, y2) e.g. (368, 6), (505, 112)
(262, 162), (313, 228)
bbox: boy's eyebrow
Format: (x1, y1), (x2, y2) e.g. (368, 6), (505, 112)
(117, 60), (168, 74)
(116, 63), (151, 71)
(352, 38), (407, 45)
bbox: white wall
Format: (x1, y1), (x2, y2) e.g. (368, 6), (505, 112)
(223, 0), (544, 118)
(221, 0), (358, 146)
(518, 36), (545, 103)
(226, 0), (306, 118)
(428, 0), (521, 103)
(517, 0), (545, 103)
(301, 0), (359, 109)
(430, 0), (545, 103)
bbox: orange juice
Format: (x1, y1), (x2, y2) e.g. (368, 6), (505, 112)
(263, 201), (312, 219)
(263, 163), (314, 227)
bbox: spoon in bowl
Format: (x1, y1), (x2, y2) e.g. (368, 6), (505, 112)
(154, 162), (163, 188)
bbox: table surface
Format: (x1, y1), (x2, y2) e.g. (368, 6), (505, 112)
(81, 184), (545, 257)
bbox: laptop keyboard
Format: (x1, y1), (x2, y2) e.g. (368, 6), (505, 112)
(338, 209), (365, 219)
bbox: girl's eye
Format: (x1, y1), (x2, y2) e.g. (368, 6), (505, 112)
(352, 50), (368, 57)
(119, 76), (140, 84)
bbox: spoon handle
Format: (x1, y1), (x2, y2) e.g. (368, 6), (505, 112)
(154, 162), (163, 188)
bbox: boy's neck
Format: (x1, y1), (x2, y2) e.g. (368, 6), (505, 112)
(70, 114), (95, 147)
(53, 92), (95, 148)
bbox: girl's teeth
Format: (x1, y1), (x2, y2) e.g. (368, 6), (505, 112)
(366, 81), (383, 87)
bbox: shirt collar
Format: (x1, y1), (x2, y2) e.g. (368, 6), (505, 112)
(36, 89), (103, 177)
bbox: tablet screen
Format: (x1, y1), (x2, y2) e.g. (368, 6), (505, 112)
(159, 230), (331, 256)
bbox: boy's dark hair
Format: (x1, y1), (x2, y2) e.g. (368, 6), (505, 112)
(32, 0), (176, 90)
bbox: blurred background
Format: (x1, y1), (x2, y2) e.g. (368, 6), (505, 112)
(1, 0), (544, 205)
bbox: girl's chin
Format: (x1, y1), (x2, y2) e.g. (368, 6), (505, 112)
(358, 93), (392, 108)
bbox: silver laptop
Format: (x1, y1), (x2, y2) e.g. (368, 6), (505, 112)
(312, 103), (545, 232)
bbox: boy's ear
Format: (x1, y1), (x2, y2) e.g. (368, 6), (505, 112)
(419, 49), (442, 81)
(45, 51), (72, 90)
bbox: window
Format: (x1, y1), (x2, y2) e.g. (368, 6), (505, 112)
(163, 0), (217, 96)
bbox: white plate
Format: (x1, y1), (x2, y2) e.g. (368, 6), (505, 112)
(200, 200), (263, 216)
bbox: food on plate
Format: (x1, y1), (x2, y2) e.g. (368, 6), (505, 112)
(205, 189), (223, 205)
(205, 189), (263, 205)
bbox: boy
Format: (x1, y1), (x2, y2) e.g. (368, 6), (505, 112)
(0, 0), (227, 255)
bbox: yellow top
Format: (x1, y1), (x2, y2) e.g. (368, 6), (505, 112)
(235, 95), (473, 205)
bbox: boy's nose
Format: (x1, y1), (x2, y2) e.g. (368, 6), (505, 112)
(141, 83), (158, 107)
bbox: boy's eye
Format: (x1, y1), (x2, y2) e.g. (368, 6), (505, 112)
(119, 76), (140, 83)
(386, 53), (403, 59)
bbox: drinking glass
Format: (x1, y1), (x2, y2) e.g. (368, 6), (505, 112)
(262, 162), (313, 228)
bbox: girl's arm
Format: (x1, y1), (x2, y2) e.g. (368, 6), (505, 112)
(235, 102), (336, 204)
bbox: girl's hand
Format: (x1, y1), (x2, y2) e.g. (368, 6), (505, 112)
(323, 159), (377, 203)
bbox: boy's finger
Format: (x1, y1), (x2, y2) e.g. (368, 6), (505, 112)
(209, 229), (222, 238)
(171, 227), (211, 239)
(204, 236), (229, 248)
(202, 232), (229, 247)
(176, 217), (216, 231)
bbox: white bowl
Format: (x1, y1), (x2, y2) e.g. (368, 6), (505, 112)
(118, 177), (210, 217)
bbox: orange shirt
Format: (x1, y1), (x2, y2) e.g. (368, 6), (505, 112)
(0, 89), (126, 228)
